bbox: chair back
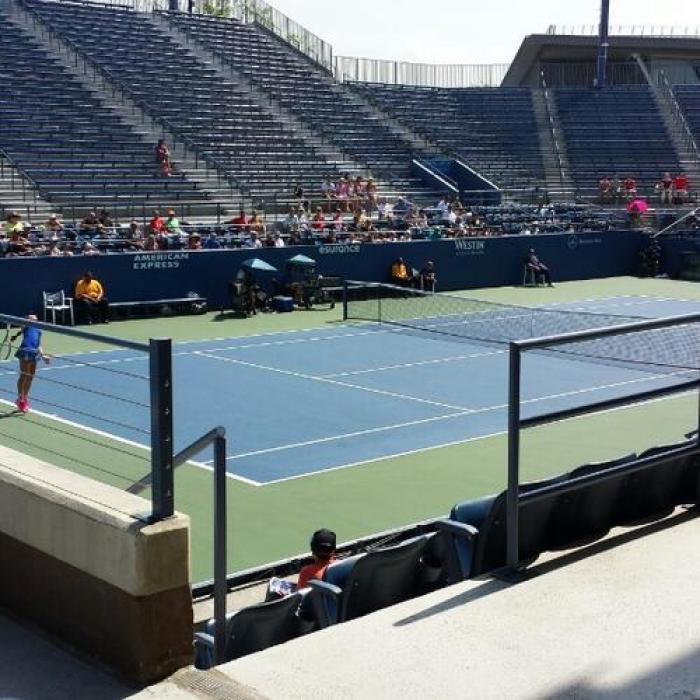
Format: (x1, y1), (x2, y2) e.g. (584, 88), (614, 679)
(222, 591), (306, 661)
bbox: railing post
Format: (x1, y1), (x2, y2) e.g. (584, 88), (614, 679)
(506, 343), (521, 572)
(213, 432), (227, 665)
(150, 338), (174, 520)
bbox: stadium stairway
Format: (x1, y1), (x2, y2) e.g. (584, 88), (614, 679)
(0, 8), (232, 220)
(18, 0), (413, 214)
(0, 151), (53, 223)
(349, 82), (548, 196)
(160, 11), (444, 205)
(667, 84), (700, 190)
(11, 6), (247, 220)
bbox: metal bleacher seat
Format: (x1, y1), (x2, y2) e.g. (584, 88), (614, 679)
(193, 587), (332, 669)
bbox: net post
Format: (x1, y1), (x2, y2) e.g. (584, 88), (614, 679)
(213, 431), (228, 666)
(149, 338), (174, 521)
(506, 342), (522, 573)
(342, 280), (348, 321)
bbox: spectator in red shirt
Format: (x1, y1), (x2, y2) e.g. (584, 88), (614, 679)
(149, 210), (165, 234)
(297, 529), (336, 589)
(673, 173), (689, 203)
(311, 206), (325, 232)
(229, 209), (247, 230)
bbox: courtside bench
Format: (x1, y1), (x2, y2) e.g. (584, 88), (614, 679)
(110, 296), (207, 320)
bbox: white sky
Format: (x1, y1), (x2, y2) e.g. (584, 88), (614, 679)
(269, 0), (700, 64)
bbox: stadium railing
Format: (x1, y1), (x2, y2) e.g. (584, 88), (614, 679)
(505, 312), (700, 574)
(0, 312), (175, 522)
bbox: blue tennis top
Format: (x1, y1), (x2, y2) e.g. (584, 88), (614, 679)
(19, 326), (41, 351)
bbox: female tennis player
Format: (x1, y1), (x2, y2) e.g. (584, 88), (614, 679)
(12, 314), (50, 414)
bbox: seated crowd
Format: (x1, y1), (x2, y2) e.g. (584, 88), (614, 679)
(598, 172), (692, 205)
(0, 196), (646, 259)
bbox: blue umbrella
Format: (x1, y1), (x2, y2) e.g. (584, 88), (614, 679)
(286, 254), (316, 267)
(241, 258), (278, 272)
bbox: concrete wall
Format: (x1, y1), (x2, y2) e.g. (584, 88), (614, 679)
(1, 231), (644, 316)
(0, 446), (192, 685)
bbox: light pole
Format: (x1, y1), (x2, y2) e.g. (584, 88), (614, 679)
(595, 0), (611, 88)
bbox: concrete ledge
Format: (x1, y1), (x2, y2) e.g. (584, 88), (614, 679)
(0, 445), (189, 596)
(0, 446), (193, 684)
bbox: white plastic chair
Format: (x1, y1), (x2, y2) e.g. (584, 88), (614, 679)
(43, 290), (74, 325)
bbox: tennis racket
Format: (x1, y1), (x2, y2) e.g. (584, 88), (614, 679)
(0, 324), (12, 361)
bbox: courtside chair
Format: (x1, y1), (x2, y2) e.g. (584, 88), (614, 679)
(43, 290), (74, 326)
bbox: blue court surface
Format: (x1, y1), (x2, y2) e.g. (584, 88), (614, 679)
(1, 294), (698, 486)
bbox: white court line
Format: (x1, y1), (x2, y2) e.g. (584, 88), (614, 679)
(321, 348), (506, 378)
(0, 397), (260, 487)
(257, 389), (696, 487)
(213, 368), (692, 466)
(192, 350), (472, 412)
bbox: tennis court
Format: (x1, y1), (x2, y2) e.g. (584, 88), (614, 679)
(1, 278), (700, 580)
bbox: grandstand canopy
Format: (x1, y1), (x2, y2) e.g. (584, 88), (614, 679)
(503, 33), (700, 87)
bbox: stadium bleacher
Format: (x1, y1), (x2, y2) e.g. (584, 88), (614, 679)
(350, 83), (546, 192)
(0, 13), (215, 218)
(162, 12), (436, 201)
(552, 86), (681, 198)
(21, 0), (366, 211)
(674, 84), (700, 142)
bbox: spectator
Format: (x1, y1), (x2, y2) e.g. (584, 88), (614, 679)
(80, 211), (103, 236)
(187, 233), (202, 250)
(74, 271), (110, 324)
(622, 176), (637, 201)
(365, 177), (378, 211)
(155, 138), (171, 177)
(390, 257), (413, 287)
(352, 176), (365, 211)
(98, 209), (113, 229)
(335, 176), (350, 212)
(657, 172), (674, 205)
(419, 260), (436, 292)
(243, 230), (263, 249)
(45, 213), (64, 235)
(673, 173), (689, 204)
(248, 210), (265, 236)
(165, 209), (182, 235)
(3, 212), (24, 237)
(82, 241), (100, 256)
(311, 206), (325, 232)
(598, 176), (612, 203)
(149, 210), (165, 235)
(229, 209), (247, 231)
(126, 220), (144, 250)
(297, 529), (337, 589)
(331, 209), (344, 232)
(525, 248), (553, 287)
(273, 232), (285, 248)
(321, 178), (335, 210)
(203, 230), (221, 250)
(293, 183), (308, 211)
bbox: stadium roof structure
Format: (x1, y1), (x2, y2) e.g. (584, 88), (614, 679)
(503, 33), (700, 86)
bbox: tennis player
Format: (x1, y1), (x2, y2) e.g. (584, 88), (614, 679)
(12, 314), (50, 414)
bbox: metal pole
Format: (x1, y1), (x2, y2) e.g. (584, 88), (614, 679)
(213, 432), (228, 666)
(596, 0), (610, 88)
(506, 343), (521, 571)
(149, 338), (174, 521)
(342, 280), (348, 321)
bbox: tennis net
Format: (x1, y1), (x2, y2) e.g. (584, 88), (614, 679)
(343, 282), (700, 376)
